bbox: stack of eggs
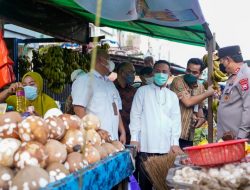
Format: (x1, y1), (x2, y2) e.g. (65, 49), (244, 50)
(0, 111), (125, 190)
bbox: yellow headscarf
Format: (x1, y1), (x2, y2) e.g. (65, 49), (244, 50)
(6, 72), (58, 116)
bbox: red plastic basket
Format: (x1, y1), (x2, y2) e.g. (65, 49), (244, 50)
(183, 139), (248, 166)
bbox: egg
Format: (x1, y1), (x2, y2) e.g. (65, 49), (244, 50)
(45, 139), (67, 164)
(83, 144), (101, 164)
(64, 152), (88, 173)
(81, 113), (100, 130)
(85, 129), (102, 146)
(18, 116), (49, 144)
(61, 129), (85, 153)
(0, 111), (22, 139)
(101, 143), (118, 155)
(59, 114), (81, 130)
(10, 166), (49, 190)
(111, 141), (125, 152)
(14, 141), (48, 169)
(0, 165), (14, 190)
(46, 162), (69, 183)
(45, 116), (66, 140)
(0, 138), (21, 167)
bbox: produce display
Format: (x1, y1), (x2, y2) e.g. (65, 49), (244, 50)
(0, 112), (125, 190)
(203, 53), (227, 122)
(173, 163), (250, 190)
(31, 46), (91, 94)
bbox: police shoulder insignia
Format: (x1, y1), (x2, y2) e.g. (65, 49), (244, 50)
(239, 78), (249, 91)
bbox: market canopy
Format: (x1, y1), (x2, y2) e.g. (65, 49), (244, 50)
(0, 0), (212, 47)
(48, 0), (210, 46)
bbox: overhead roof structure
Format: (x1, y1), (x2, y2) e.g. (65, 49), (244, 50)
(0, 0), (213, 47)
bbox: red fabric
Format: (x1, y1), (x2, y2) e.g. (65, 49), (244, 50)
(0, 30), (16, 88)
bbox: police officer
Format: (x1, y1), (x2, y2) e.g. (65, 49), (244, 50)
(217, 45), (250, 140)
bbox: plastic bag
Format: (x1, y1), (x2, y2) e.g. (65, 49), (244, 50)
(0, 29), (16, 88)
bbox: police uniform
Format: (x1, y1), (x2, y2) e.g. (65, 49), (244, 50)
(217, 47), (250, 139)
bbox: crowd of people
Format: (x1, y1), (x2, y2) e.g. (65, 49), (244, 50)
(0, 45), (250, 190)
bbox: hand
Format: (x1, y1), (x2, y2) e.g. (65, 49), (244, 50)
(130, 141), (140, 152)
(119, 132), (126, 145)
(194, 117), (206, 128)
(222, 131), (235, 141)
(170, 145), (184, 154)
(7, 82), (23, 95)
(207, 85), (215, 96)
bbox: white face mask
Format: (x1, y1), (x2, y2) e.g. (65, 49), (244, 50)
(102, 60), (115, 73)
(107, 60), (115, 72)
(145, 76), (154, 84)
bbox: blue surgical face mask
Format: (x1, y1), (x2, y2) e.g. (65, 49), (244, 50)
(24, 86), (38, 100)
(197, 79), (204, 84)
(125, 73), (135, 85)
(153, 73), (168, 86)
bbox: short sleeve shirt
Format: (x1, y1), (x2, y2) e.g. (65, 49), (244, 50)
(71, 70), (122, 140)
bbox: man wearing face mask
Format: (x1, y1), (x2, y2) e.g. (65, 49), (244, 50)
(114, 62), (136, 144)
(139, 66), (154, 86)
(72, 48), (126, 144)
(217, 45), (250, 140)
(130, 60), (182, 190)
(171, 58), (214, 149)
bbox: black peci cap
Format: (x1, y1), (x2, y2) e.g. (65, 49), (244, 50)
(218, 45), (242, 59)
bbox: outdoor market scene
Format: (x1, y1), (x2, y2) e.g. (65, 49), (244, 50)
(0, 0), (250, 190)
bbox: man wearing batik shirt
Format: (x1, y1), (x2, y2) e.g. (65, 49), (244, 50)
(171, 58), (214, 148)
(115, 62), (137, 144)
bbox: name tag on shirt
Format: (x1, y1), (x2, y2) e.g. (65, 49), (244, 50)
(112, 102), (118, 115)
(194, 104), (199, 112)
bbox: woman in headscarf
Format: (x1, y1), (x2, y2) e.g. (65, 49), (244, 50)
(6, 71), (58, 116)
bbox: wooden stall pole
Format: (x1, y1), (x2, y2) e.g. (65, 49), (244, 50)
(0, 19), (4, 33)
(207, 33), (216, 143)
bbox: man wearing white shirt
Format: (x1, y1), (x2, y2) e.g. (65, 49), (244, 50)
(129, 60), (182, 190)
(72, 49), (126, 143)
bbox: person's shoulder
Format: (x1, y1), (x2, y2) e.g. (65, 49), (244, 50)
(171, 75), (185, 86)
(166, 87), (178, 97)
(172, 75), (184, 83)
(134, 84), (149, 95)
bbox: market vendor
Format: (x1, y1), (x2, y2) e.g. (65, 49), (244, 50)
(217, 45), (250, 139)
(170, 58), (214, 148)
(129, 60), (183, 190)
(5, 71), (58, 116)
(72, 48), (126, 144)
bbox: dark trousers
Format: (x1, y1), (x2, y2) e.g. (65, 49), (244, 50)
(135, 152), (167, 190)
(179, 138), (193, 149)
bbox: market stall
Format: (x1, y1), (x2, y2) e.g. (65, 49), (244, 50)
(0, 111), (135, 190)
(167, 139), (250, 189)
(42, 150), (134, 190)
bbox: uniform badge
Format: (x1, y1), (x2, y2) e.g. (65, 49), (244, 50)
(239, 78), (249, 91)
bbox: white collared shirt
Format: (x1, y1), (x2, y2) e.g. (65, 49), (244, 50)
(129, 84), (181, 153)
(72, 70), (122, 140)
